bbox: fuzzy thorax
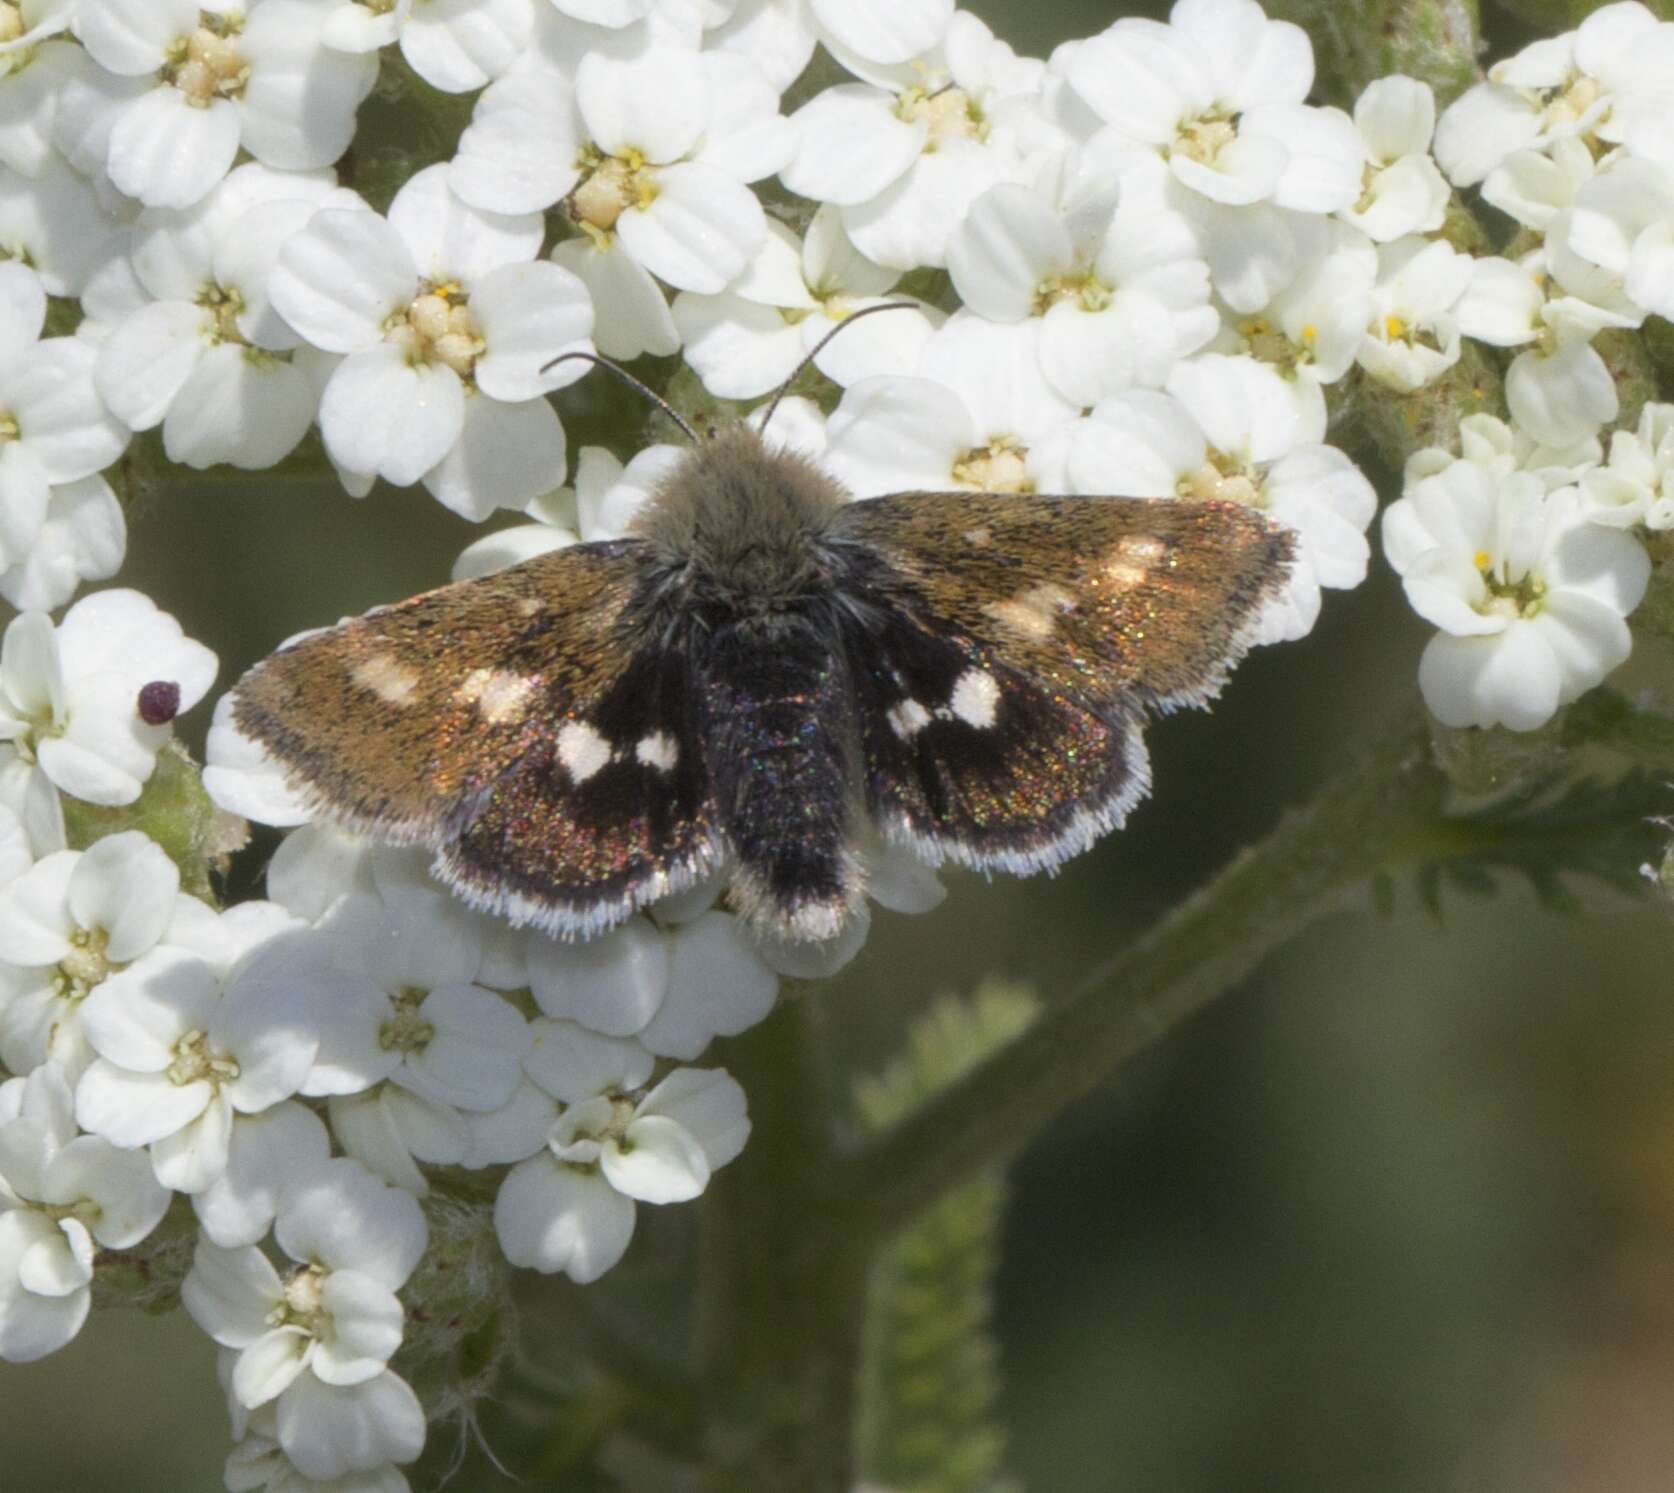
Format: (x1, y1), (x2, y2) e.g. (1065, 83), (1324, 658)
(634, 426), (850, 613)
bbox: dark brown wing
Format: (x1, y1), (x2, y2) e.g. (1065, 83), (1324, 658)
(232, 540), (722, 936)
(828, 491), (1291, 872)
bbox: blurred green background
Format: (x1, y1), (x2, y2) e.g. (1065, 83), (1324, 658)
(5, 2), (1672, 1491)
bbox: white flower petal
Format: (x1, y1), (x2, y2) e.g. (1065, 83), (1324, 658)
(526, 919), (669, 1037)
(494, 1153), (635, 1281)
(271, 209), (414, 356)
(423, 392), (567, 521)
(551, 235), (679, 361)
(163, 345), (318, 471)
(276, 1369), (426, 1481)
(602, 1113), (709, 1202)
(781, 85), (926, 206)
(320, 344), (465, 488)
(638, 911), (777, 1060)
(617, 160), (766, 294)
(106, 89), (241, 209)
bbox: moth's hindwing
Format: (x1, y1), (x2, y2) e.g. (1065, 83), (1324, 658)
(233, 540), (721, 937)
(830, 491), (1292, 871)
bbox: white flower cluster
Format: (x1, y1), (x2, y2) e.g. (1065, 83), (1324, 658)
(0, 0), (1669, 1481)
(1378, 1), (1674, 730)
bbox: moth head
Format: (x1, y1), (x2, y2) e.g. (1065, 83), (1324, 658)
(636, 426), (849, 613)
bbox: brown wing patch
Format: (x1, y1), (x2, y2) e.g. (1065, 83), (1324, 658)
(829, 492), (1292, 714)
(232, 540), (651, 841)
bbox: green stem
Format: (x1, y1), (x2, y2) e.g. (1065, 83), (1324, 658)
(832, 709), (1444, 1244)
(697, 991), (868, 1493)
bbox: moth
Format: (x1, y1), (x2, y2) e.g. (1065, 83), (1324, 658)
(233, 343), (1292, 944)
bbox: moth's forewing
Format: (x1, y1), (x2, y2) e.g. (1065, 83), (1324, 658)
(233, 539), (720, 936)
(829, 492), (1292, 872)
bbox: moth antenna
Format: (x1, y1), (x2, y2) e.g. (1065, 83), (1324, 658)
(758, 301), (920, 434)
(541, 350), (699, 445)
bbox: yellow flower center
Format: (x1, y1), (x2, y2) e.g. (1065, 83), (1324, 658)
(52, 926), (113, 1002)
(1179, 455), (1265, 508)
(895, 81), (986, 150)
(165, 17), (249, 107)
(1476, 554), (1546, 618)
(387, 282), (485, 379)
(569, 147), (657, 233)
(379, 988), (436, 1054)
(1173, 111), (1238, 168)
(953, 438), (1032, 494)
(1034, 267), (1111, 317)
(166, 1028), (241, 1087)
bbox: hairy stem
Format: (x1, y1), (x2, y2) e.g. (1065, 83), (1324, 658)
(833, 709), (1444, 1243)
(697, 991), (867, 1493)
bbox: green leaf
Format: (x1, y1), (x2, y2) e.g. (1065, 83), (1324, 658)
(855, 982), (1037, 1493)
(1394, 771), (1670, 914)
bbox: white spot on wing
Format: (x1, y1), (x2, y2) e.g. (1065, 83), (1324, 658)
(887, 699), (932, 739)
(636, 731), (678, 771)
(557, 721), (612, 783)
(351, 652), (420, 705)
(948, 668), (1000, 729)
(984, 581), (1077, 641)
(458, 667), (536, 724)
(1105, 533), (1166, 590)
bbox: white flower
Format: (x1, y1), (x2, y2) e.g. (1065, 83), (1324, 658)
(0, 589), (217, 807)
(1213, 217), (1376, 435)
(320, 0), (533, 94)
(71, 0), (379, 208)
(195, 1098), (332, 1249)
(781, 11), (1045, 269)
(0, 830), (194, 1078)
(75, 930), (324, 1193)
(1559, 157), (1674, 322)
(1433, 2), (1674, 186)
(1481, 136), (1596, 232)
(1058, 0), (1361, 213)
(183, 1159), (427, 1480)
(1453, 250), (1625, 447)
(823, 322), (1078, 501)
(1404, 411), (1601, 495)
(551, 231), (680, 362)
(1581, 402), (1674, 530)
(810, 0), (950, 66)
(527, 907), (778, 1058)
(203, 692), (315, 829)
(0, 151), (123, 297)
(0, 10), (87, 177)
(946, 159), (1217, 406)
(1338, 75), (1448, 243)
(306, 894), (532, 1110)
(94, 163), (362, 471)
(1064, 360), (1376, 644)
(270, 163), (595, 517)
(1354, 234), (1472, 392)
(674, 208), (934, 399)
(1382, 463), (1650, 730)
(0, 260), (128, 574)
(0, 474), (125, 613)
(495, 1058), (749, 1282)
(0, 1064), (169, 1362)
(452, 30), (791, 292)
(225, 1427), (413, 1493)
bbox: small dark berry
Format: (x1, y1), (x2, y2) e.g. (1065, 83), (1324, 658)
(137, 680), (181, 726)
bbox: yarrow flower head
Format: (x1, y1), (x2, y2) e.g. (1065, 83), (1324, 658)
(1, 0), (1670, 1476)
(68, 0), (379, 209)
(1383, 457), (1650, 730)
(0, 1063), (170, 1362)
(269, 163), (596, 516)
(183, 1158), (428, 1480)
